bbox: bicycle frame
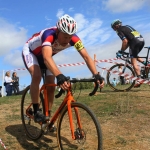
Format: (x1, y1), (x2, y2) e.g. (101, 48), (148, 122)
(138, 47), (150, 66)
(120, 47), (150, 78)
(121, 56), (130, 73)
(39, 82), (82, 140)
(121, 47), (150, 65)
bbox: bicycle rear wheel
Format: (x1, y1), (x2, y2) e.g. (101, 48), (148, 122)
(107, 64), (136, 91)
(21, 85), (44, 140)
(57, 102), (102, 150)
(146, 67), (150, 78)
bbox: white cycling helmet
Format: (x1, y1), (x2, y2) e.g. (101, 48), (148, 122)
(56, 14), (77, 35)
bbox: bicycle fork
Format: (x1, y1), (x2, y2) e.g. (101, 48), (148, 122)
(122, 58), (130, 73)
(67, 95), (82, 140)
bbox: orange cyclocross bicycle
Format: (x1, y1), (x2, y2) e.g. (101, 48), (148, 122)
(21, 70), (103, 150)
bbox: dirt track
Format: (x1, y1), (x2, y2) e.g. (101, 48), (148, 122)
(0, 87), (150, 150)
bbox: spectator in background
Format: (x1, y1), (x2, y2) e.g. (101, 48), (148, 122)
(4, 71), (14, 96)
(118, 66), (125, 85)
(112, 78), (117, 86)
(94, 72), (104, 95)
(12, 72), (19, 95)
(98, 72), (103, 92)
(125, 77), (130, 84)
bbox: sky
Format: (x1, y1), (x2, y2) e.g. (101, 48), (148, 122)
(0, 0), (150, 90)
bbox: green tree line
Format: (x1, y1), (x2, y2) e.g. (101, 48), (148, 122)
(72, 82), (94, 90)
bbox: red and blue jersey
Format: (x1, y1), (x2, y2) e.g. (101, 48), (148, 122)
(26, 27), (84, 56)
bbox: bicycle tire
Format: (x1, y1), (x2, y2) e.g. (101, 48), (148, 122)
(107, 64), (136, 91)
(57, 102), (103, 150)
(21, 85), (44, 140)
(145, 67), (150, 78)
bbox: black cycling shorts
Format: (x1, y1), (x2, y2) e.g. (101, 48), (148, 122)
(36, 55), (47, 69)
(129, 38), (145, 58)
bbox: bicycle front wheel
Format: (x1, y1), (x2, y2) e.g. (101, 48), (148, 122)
(21, 85), (44, 140)
(57, 102), (102, 150)
(107, 64), (136, 91)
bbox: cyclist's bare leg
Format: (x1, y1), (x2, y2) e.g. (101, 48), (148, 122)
(137, 57), (144, 63)
(131, 58), (140, 76)
(28, 65), (41, 104)
(28, 65), (48, 122)
(45, 75), (55, 113)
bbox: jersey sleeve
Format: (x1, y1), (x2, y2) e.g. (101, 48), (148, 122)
(41, 29), (55, 47)
(70, 34), (84, 51)
(117, 30), (126, 41)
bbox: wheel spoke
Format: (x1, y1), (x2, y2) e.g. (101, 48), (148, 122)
(21, 86), (43, 140)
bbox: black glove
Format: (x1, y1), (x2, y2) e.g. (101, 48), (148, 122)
(118, 50), (123, 54)
(116, 50), (123, 58)
(93, 74), (104, 84)
(56, 74), (68, 86)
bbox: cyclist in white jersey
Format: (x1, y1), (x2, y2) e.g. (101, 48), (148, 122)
(22, 14), (104, 123)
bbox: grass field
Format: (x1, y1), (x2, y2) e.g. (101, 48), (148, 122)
(0, 84), (150, 150)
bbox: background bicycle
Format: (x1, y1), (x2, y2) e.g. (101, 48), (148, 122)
(106, 46), (150, 92)
(21, 75), (103, 150)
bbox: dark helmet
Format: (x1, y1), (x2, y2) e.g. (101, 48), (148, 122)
(111, 19), (122, 28)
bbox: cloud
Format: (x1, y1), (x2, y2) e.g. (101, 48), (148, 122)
(74, 14), (111, 45)
(81, 0), (101, 16)
(3, 50), (24, 67)
(56, 9), (64, 18)
(45, 16), (51, 21)
(45, 16), (52, 26)
(103, 0), (145, 13)
(68, 7), (74, 12)
(74, 14), (89, 32)
(0, 18), (27, 56)
(74, 13), (89, 31)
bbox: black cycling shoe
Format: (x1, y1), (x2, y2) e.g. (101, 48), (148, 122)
(34, 111), (46, 123)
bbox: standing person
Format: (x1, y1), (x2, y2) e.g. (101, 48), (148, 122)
(4, 71), (13, 96)
(94, 72), (102, 95)
(12, 72), (20, 95)
(112, 78), (117, 86)
(111, 19), (145, 87)
(98, 72), (103, 92)
(118, 66), (125, 85)
(22, 14), (104, 123)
